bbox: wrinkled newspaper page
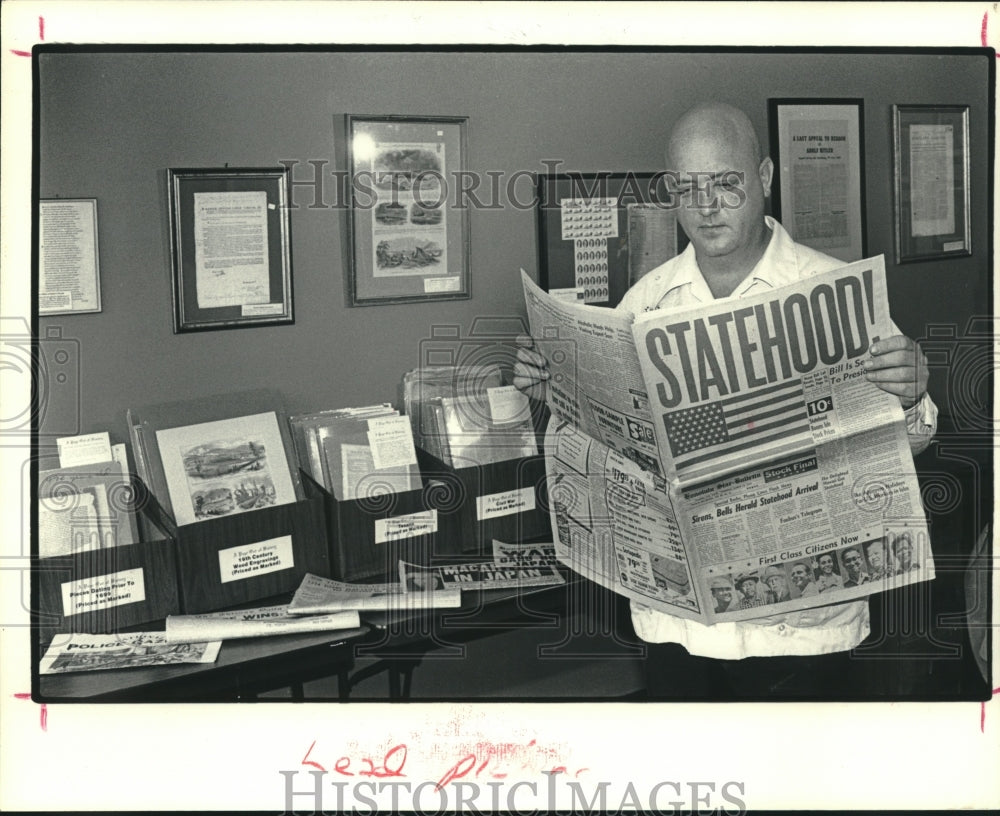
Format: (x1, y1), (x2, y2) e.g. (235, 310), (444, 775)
(40, 632), (221, 674)
(522, 270), (662, 476)
(526, 258), (934, 624)
(164, 604), (361, 641)
(545, 420), (702, 619)
(288, 573), (462, 614)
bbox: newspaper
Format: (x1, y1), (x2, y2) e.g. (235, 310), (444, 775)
(164, 604), (361, 642)
(523, 257), (934, 624)
(40, 632), (221, 674)
(399, 555), (566, 591)
(287, 573), (462, 614)
(491, 539), (559, 567)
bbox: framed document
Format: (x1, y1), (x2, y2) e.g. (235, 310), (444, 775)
(345, 115), (470, 305)
(39, 198), (102, 314)
(892, 104), (972, 263)
(167, 167), (293, 332)
(768, 99), (866, 262)
(535, 172), (684, 308)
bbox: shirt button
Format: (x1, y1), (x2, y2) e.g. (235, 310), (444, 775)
(778, 624), (787, 633)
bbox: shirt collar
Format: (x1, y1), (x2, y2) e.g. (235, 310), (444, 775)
(663, 216), (802, 303)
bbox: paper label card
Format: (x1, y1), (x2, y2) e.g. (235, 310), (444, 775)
(476, 487), (536, 520)
(218, 535), (294, 584)
(487, 385), (531, 425)
(375, 510), (439, 544)
(58, 432), (113, 468)
(367, 415), (418, 470)
(61, 567), (147, 616)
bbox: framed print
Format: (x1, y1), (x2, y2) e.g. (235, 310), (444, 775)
(346, 115), (470, 305)
(39, 198), (102, 314)
(892, 104), (971, 263)
(167, 167), (293, 332)
(535, 172), (686, 308)
(768, 99), (866, 262)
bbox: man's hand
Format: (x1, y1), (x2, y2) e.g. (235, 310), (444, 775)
(513, 334), (549, 402)
(864, 335), (928, 410)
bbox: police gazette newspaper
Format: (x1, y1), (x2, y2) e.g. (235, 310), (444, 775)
(521, 258), (933, 624)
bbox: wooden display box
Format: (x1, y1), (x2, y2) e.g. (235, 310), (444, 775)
(417, 450), (552, 557)
(307, 472), (462, 583)
(138, 477), (331, 614)
(36, 482), (180, 639)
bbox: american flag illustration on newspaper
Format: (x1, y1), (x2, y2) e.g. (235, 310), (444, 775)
(663, 380), (813, 482)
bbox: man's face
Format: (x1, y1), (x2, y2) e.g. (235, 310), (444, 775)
(712, 586), (732, 606)
(896, 537), (913, 565)
(668, 131), (771, 262)
(791, 565), (810, 588)
(766, 575), (788, 596)
(866, 543), (885, 570)
(843, 550), (863, 579)
(819, 554), (835, 574)
(740, 579), (758, 599)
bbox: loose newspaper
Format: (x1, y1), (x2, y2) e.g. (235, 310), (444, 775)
(398, 554), (565, 591)
(164, 604), (361, 642)
(522, 257), (934, 624)
(288, 574), (462, 614)
(40, 632), (221, 674)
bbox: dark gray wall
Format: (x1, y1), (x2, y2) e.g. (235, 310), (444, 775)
(36, 50), (991, 443)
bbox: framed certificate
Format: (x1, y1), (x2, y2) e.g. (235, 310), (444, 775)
(39, 198), (102, 315)
(768, 99), (867, 263)
(345, 115), (470, 305)
(167, 167), (293, 332)
(892, 105), (972, 263)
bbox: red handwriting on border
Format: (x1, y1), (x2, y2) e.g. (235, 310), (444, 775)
(983, 12), (1000, 58)
(10, 15), (44, 57)
(13, 693), (47, 731)
(434, 745), (583, 792)
(980, 686), (1000, 733)
(301, 741), (408, 778)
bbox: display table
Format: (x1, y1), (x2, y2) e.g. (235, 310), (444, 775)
(37, 576), (646, 702)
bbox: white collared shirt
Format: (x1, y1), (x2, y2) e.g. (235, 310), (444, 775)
(619, 217), (937, 659)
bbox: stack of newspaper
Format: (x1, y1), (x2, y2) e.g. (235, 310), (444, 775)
(402, 365), (538, 467)
(289, 405), (422, 500)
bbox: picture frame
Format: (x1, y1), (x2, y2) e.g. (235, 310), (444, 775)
(768, 99), (867, 262)
(345, 115), (470, 306)
(167, 167), (293, 332)
(39, 198), (102, 315)
(535, 172), (686, 308)
(892, 104), (972, 263)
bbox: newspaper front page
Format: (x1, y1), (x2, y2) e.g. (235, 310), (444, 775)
(524, 258), (933, 625)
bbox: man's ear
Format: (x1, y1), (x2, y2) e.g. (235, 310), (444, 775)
(759, 156), (774, 196)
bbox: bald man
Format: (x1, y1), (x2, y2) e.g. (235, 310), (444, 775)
(516, 103), (937, 683)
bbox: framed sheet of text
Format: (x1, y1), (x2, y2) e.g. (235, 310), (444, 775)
(768, 99), (867, 263)
(892, 104), (971, 263)
(167, 167), (293, 332)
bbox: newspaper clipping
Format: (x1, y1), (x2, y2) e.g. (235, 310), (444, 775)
(523, 257), (933, 625)
(39, 632), (221, 674)
(288, 574), (462, 614)
(164, 604), (361, 642)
